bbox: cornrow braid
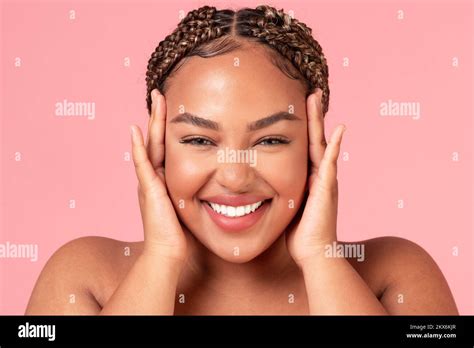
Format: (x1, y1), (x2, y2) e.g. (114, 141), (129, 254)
(145, 4), (330, 116)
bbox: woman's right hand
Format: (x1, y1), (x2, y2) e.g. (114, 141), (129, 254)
(130, 89), (187, 265)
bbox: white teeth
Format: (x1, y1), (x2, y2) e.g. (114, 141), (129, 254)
(227, 206), (236, 217)
(208, 200), (265, 218)
(236, 206), (245, 216)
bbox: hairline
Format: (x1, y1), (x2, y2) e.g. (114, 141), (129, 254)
(160, 35), (309, 96)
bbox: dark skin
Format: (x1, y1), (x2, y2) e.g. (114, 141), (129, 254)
(25, 43), (458, 315)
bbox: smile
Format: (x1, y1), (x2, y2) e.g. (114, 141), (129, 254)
(200, 197), (271, 232)
(205, 200), (264, 218)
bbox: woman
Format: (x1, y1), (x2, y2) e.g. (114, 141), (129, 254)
(25, 5), (458, 315)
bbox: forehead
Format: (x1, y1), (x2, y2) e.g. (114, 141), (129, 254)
(163, 44), (306, 118)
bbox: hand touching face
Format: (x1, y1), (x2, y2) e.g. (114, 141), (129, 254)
(286, 89), (346, 268)
(161, 43), (325, 263)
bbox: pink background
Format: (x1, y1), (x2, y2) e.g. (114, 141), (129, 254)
(1, 0), (472, 314)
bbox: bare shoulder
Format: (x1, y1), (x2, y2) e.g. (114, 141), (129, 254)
(25, 236), (143, 315)
(343, 236), (458, 314)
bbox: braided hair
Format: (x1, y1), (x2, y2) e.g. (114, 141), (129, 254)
(145, 5), (330, 117)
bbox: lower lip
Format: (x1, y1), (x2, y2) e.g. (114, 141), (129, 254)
(202, 200), (270, 232)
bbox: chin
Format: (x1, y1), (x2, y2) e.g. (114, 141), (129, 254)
(209, 245), (266, 263)
(194, 230), (282, 263)
(215, 252), (260, 264)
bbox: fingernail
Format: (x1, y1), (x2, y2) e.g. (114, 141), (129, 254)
(341, 125), (347, 134)
(130, 125), (136, 141)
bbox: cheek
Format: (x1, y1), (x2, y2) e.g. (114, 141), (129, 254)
(256, 144), (308, 196)
(164, 142), (209, 201)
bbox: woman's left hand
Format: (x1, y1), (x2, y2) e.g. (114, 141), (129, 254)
(286, 89), (346, 268)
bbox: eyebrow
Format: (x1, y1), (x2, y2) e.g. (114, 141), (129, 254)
(170, 111), (301, 131)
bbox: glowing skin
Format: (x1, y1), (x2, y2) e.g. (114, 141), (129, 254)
(164, 43), (308, 267)
(25, 41), (459, 316)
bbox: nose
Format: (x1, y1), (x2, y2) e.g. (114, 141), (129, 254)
(214, 157), (257, 193)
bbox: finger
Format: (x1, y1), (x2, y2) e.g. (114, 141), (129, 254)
(145, 89), (159, 158)
(145, 93), (155, 154)
(147, 89), (167, 171)
(316, 124), (346, 190)
(307, 89), (326, 170)
(130, 124), (162, 194)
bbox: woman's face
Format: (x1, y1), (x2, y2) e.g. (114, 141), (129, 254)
(163, 43), (310, 263)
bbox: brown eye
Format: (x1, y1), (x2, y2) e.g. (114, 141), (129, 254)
(179, 137), (215, 146)
(256, 137), (291, 146)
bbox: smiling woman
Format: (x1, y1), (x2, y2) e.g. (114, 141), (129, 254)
(25, 4), (458, 316)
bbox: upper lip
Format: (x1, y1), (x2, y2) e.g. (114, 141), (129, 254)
(200, 194), (270, 207)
